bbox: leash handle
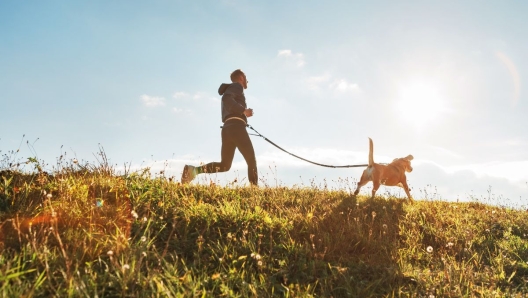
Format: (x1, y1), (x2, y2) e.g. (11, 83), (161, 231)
(247, 125), (368, 169)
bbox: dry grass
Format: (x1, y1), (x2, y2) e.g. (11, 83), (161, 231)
(1, 154), (528, 297)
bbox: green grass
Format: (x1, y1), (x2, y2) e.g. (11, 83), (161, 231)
(1, 156), (528, 297)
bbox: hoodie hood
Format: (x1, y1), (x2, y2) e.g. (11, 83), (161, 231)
(218, 83), (231, 95)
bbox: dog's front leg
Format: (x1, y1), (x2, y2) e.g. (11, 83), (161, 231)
(401, 180), (413, 202)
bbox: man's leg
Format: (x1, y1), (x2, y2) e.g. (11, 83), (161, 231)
(231, 126), (258, 185)
(181, 127), (237, 184)
(199, 126), (237, 174)
(181, 164), (196, 184)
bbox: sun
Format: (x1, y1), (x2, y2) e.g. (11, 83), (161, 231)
(395, 79), (447, 130)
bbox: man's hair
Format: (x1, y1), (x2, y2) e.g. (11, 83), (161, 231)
(230, 69), (245, 82)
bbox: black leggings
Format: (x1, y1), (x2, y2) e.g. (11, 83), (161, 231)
(201, 122), (258, 185)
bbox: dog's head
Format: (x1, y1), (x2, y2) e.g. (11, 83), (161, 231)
(392, 155), (414, 172)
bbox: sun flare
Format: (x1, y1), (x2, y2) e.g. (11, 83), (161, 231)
(396, 79), (447, 130)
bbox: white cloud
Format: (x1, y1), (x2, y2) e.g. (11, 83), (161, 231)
(277, 49), (292, 56)
(306, 74), (331, 90)
(173, 92), (189, 99)
(141, 94), (166, 107)
(428, 145), (463, 160)
(449, 160), (528, 182)
(173, 91), (217, 102)
(329, 79), (361, 92)
(172, 107), (194, 115)
(304, 75), (361, 94)
(410, 161), (527, 207)
(278, 49), (305, 67)
(193, 92), (217, 101)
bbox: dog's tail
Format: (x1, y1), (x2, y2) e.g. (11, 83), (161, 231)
(368, 138), (374, 167)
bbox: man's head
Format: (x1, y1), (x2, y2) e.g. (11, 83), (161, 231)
(230, 69), (248, 89)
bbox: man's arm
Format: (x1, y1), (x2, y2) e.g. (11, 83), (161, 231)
(222, 83), (245, 115)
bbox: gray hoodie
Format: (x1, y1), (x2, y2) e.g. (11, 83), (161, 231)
(218, 82), (247, 123)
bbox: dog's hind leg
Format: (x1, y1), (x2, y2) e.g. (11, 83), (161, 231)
(370, 181), (380, 199)
(353, 184), (362, 196)
(353, 175), (369, 196)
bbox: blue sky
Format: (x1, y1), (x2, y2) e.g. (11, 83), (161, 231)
(1, 0), (527, 206)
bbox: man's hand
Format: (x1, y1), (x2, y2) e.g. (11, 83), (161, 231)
(244, 108), (254, 117)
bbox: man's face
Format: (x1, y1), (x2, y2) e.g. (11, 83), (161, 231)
(240, 73), (248, 89)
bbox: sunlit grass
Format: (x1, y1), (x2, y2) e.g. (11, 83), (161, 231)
(1, 151), (528, 297)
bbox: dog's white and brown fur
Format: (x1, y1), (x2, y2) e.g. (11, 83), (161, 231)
(353, 138), (414, 201)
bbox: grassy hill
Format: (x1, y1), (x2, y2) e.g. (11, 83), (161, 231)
(1, 159), (528, 297)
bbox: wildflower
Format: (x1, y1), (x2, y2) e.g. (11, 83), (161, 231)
(140, 236), (147, 242)
(46, 193), (52, 199)
(122, 264), (130, 270)
(257, 260), (263, 266)
(107, 250), (114, 256)
(73, 158), (78, 164)
(143, 217), (148, 222)
(446, 242), (454, 248)
(142, 252), (147, 257)
(426, 246), (433, 253)
(218, 257), (223, 262)
(372, 211), (376, 217)
(382, 224), (388, 230)
(131, 211), (138, 219)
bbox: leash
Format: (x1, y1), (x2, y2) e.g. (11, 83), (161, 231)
(246, 125), (368, 168)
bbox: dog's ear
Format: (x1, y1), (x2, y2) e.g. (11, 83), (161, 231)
(405, 155), (414, 161)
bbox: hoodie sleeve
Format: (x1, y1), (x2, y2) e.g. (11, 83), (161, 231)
(221, 83), (245, 115)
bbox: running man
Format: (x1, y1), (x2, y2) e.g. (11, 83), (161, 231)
(181, 69), (258, 185)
